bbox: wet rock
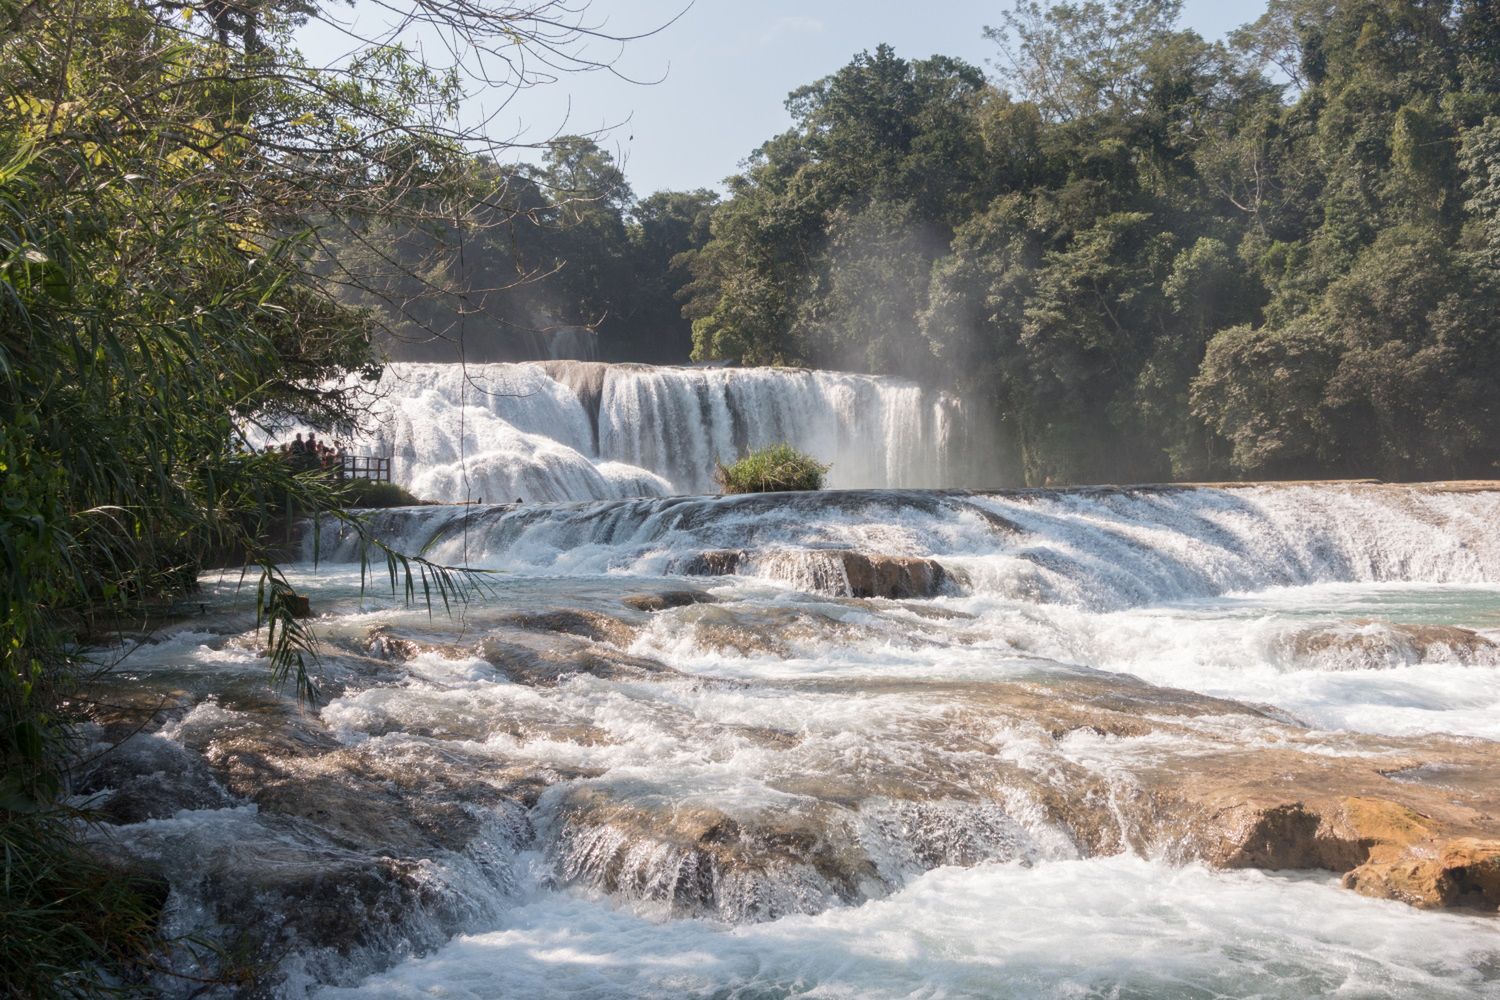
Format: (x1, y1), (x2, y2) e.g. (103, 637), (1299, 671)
(794, 672), (1500, 911)
(548, 787), (876, 920)
(899, 604), (977, 621)
(1344, 838), (1500, 910)
(682, 620), (793, 658)
(622, 590), (719, 612)
(117, 814), (514, 993)
(364, 625), (426, 661)
(549, 784), (1072, 923)
(961, 503), (1023, 536)
(678, 547), (958, 599)
(498, 609), (637, 646)
(537, 360), (609, 442)
(480, 631), (676, 685)
(214, 739), (526, 855)
(214, 843), (458, 955)
(1286, 620), (1500, 669)
(80, 692), (539, 994)
(1136, 745), (1500, 908)
(678, 549), (746, 576)
(838, 552), (952, 599)
(75, 732), (235, 824)
(73, 685), (197, 742)
(670, 603), (889, 659)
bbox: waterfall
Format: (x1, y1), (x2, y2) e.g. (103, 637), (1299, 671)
(95, 480), (1500, 997)
(348, 362), (970, 502)
(315, 483), (1500, 609)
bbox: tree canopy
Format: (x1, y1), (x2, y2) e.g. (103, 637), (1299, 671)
(678, 0), (1500, 485)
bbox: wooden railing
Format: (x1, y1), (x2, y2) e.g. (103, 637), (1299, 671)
(339, 455), (391, 483)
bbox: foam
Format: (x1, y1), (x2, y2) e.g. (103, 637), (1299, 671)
(314, 856), (1500, 999)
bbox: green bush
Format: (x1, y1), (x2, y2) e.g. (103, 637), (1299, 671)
(716, 444), (829, 494)
(340, 479), (423, 508)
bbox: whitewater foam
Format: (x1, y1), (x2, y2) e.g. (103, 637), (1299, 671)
(314, 856), (1500, 1000)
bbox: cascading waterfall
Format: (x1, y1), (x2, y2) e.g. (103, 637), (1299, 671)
(314, 483), (1500, 608)
(89, 481), (1500, 998)
(345, 362), (972, 502)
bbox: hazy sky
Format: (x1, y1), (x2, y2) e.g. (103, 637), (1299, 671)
(301, 1), (1268, 196)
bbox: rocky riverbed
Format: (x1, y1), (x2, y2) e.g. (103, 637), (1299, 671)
(74, 483), (1500, 997)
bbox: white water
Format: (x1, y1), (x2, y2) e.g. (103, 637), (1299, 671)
(318, 858), (1500, 1000)
(100, 482), (1500, 998)
(336, 362), (965, 502)
(317, 483), (1500, 602)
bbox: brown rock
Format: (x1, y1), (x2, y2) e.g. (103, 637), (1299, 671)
(678, 547), (958, 599)
(622, 590), (719, 612)
(837, 552), (950, 599)
(498, 609), (637, 646)
(1288, 620), (1500, 668)
(1344, 838), (1500, 910)
(678, 549), (746, 576)
(479, 630), (678, 686)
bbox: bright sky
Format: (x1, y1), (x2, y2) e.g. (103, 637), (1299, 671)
(300, 1), (1267, 196)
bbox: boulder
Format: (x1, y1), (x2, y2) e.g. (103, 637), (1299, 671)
(548, 787), (870, 920)
(1344, 838), (1500, 910)
(838, 552), (950, 599)
(677, 547), (957, 599)
(622, 590), (719, 612)
(677, 549), (746, 576)
(1287, 620), (1500, 669)
(497, 608), (637, 646)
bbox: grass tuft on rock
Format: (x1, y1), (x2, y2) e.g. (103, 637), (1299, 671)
(716, 444), (829, 494)
(339, 479), (424, 508)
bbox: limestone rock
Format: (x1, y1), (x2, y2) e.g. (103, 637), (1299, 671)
(837, 551), (950, 599)
(497, 609), (637, 646)
(622, 590), (719, 612)
(479, 630), (677, 685)
(678, 547), (958, 599)
(678, 549), (746, 576)
(1344, 838), (1500, 910)
(1287, 620), (1500, 669)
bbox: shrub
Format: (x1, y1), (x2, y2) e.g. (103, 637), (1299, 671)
(340, 479), (424, 508)
(716, 444), (829, 494)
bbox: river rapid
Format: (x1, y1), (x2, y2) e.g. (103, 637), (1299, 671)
(80, 478), (1500, 999)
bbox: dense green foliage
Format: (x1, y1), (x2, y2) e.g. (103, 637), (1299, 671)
(680, 1), (1500, 484)
(0, 0), (520, 991)
(716, 445), (830, 494)
(333, 138), (719, 364)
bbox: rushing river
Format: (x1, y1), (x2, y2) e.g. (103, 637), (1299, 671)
(86, 481), (1500, 998)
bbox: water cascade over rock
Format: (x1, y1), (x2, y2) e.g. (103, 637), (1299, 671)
(347, 362), (980, 502)
(81, 482), (1500, 997)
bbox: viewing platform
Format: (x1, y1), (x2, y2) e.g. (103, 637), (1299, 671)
(339, 454), (392, 484)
